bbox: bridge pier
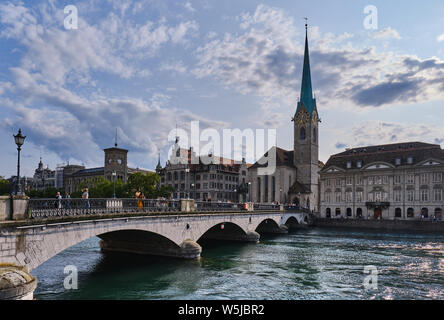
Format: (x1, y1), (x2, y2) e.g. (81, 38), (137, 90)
(98, 230), (202, 259)
(99, 239), (202, 259)
(200, 230), (260, 243)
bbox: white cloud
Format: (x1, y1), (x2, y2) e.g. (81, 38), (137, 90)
(373, 27), (402, 40)
(184, 1), (196, 13)
(437, 34), (444, 42)
(331, 120), (444, 152)
(194, 5), (444, 113)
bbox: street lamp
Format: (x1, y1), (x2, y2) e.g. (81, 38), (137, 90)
(112, 171), (116, 198)
(13, 129), (26, 195)
(248, 182), (251, 202)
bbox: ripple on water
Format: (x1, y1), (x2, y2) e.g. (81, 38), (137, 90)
(31, 230), (444, 300)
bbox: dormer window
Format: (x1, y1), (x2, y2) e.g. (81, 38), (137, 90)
(407, 156), (413, 164)
(395, 158), (401, 165)
(357, 160), (362, 168)
(346, 161), (352, 169)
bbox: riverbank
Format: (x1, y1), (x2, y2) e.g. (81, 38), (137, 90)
(314, 218), (444, 233)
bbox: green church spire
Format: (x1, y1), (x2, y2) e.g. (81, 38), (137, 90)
(296, 22), (316, 116)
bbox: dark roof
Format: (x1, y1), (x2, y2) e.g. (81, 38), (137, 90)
(323, 142), (444, 171)
(103, 147), (128, 152)
(288, 181), (310, 194)
(72, 167), (104, 176)
(249, 147), (295, 169)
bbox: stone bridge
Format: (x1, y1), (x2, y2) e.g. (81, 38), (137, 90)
(0, 210), (306, 272)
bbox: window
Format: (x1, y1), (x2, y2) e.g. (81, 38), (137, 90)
(382, 176), (388, 184)
(368, 177), (374, 185)
(347, 161), (352, 169)
(346, 208), (352, 217)
(325, 192), (331, 203)
(434, 189), (442, 201)
(356, 191), (363, 202)
(300, 127), (306, 140)
(335, 179), (341, 186)
(395, 158), (401, 165)
(356, 176), (363, 185)
(394, 190), (402, 202)
(313, 128), (317, 142)
(421, 189), (429, 202)
(335, 208), (341, 216)
(420, 173), (429, 185)
(376, 176), (382, 185)
(407, 208), (414, 218)
(421, 208), (429, 218)
(326, 179), (331, 187)
(394, 175), (402, 184)
(407, 190), (414, 202)
(357, 160), (362, 168)
(257, 177), (261, 202)
(335, 192), (341, 202)
(346, 177), (353, 185)
(346, 191), (353, 202)
(406, 174), (414, 184)
(368, 193), (374, 202)
(395, 208), (402, 218)
(356, 208), (363, 217)
(407, 156), (413, 164)
(433, 172), (442, 183)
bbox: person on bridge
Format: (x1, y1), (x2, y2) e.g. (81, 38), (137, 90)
(82, 189), (90, 211)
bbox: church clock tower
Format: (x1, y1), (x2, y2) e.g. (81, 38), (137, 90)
(292, 23), (320, 210)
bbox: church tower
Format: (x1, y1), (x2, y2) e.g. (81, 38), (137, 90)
(293, 23), (320, 210)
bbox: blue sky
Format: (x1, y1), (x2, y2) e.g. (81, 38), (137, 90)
(1, 0), (444, 177)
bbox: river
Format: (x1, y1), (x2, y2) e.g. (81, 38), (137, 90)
(31, 228), (444, 300)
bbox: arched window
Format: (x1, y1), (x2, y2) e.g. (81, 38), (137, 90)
(395, 208), (402, 218)
(300, 127), (306, 140)
(421, 208), (429, 218)
(326, 208), (331, 218)
(346, 208), (352, 217)
(407, 208), (414, 218)
(335, 208), (341, 216)
(356, 208), (363, 218)
(313, 127), (317, 143)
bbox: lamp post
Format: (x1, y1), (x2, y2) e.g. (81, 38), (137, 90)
(248, 182), (251, 202)
(112, 171), (116, 198)
(13, 129), (26, 195)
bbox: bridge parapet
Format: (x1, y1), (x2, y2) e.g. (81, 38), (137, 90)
(0, 197), (311, 222)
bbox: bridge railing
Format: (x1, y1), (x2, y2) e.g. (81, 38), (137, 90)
(27, 198), (181, 219)
(26, 198), (306, 219)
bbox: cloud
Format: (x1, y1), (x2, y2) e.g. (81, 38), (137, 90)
(373, 27), (401, 40)
(193, 5), (444, 111)
(331, 121), (444, 151)
(437, 34), (444, 42)
(160, 61), (188, 73)
(0, 2), (199, 86)
(5, 67), (227, 166)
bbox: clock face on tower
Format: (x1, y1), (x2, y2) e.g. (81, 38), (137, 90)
(295, 109), (310, 126)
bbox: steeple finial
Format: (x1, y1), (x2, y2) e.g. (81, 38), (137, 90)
(115, 128), (118, 147)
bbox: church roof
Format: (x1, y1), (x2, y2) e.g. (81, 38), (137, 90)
(249, 147), (295, 169)
(295, 26), (317, 116)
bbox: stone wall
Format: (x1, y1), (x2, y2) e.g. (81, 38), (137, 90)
(314, 218), (444, 233)
(0, 197), (11, 221)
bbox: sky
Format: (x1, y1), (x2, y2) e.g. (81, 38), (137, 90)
(1, 0), (444, 177)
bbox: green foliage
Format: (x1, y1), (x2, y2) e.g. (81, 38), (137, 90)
(27, 172), (170, 199)
(127, 172), (160, 198)
(27, 187), (61, 198)
(0, 179), (11, 196)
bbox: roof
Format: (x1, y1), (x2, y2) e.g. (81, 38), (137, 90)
(322, 142), (444, 171)
(296, 28), (317, 117)
(71, 167), (104, 176)
(288, 181), (311, 194)
(249, 147), (295, 169)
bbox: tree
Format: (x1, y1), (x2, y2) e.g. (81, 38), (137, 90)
(127, 172), (160, 198)
(0, 179), (11, 196)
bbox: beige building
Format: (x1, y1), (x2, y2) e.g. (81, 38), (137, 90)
(320, 142), (444, 220)
(248, 25), (322, 210)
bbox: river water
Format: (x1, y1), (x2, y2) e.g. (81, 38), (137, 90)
(31, 228), (444, 300)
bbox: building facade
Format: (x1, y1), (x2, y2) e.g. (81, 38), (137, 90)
(157, 142), (250, 202)
(32, 158), (55, 190)
(320, 142), (444, 220)
(248, 25), (322, 210)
